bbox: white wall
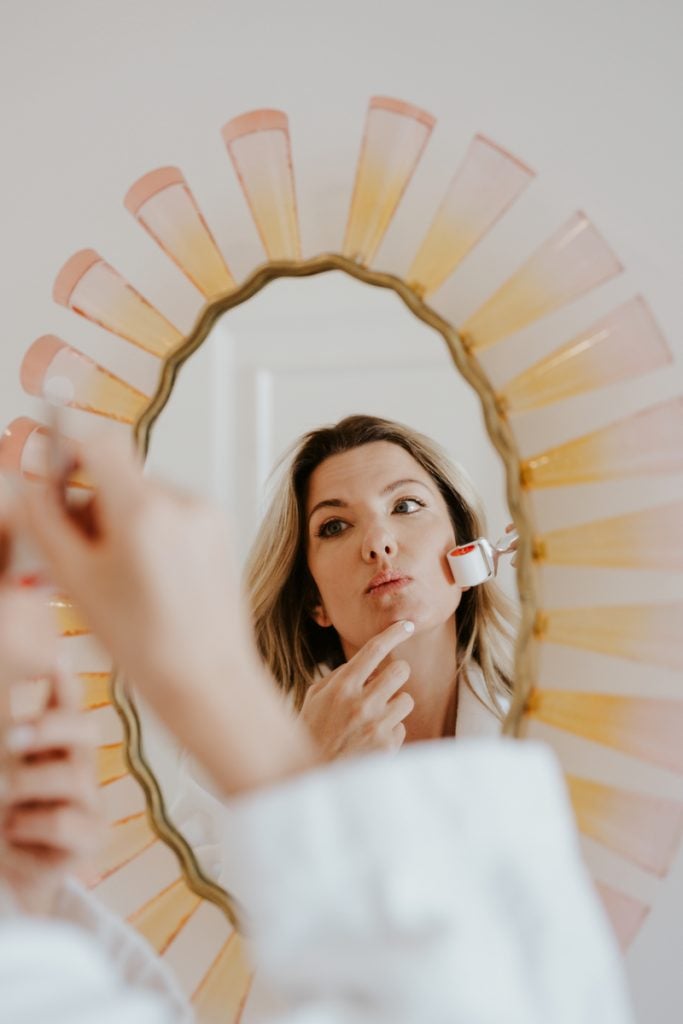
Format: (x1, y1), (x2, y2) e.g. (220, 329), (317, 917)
(2, 2), (682, 1020)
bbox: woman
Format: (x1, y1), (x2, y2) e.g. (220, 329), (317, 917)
(247, 415), (516, 758)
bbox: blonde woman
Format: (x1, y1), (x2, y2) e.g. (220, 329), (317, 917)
(247, 414), (517, 759)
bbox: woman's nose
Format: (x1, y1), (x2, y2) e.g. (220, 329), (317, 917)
(361, 525), (398, 562)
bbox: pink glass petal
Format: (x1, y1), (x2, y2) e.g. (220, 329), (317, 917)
(221, 109), (300, 260)
(538, 601), (683, 670)
(567, 774), (683, 875)
(0, 417), (90, 488)
(53, 250), (183, 357)
(500, 297), (671, 413)
(536, 501), (683, 569)
(343, 96), (435, 266)
(125, 167), (234, 298)
(596, 883), (649, 950)
(461, 213), (623, 351)
(528, 690), (683, 774)
(21, 335), (149, 424)
(521, 397), (683, 488)
(408, 135), (535, 296)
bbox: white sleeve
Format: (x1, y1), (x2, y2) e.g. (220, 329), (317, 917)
(50, 877), (193, 1023)
(219, 739), (634, 1024)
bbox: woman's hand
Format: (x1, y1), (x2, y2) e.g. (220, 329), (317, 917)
(301, 620), (415, 760)
(1, 668), (101, 914)
(21, 437), (255, 704)
(21, 437), (319, 796)
(0, 513), (101, 915)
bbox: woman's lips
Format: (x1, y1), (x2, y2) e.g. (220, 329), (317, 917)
(366, 573), (412, 596)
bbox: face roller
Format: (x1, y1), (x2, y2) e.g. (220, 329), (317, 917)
(447, 529), (519, 588)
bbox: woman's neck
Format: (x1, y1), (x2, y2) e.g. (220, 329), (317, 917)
(391, 620), (459, 743)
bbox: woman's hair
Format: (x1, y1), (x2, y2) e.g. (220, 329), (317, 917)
(245, 414), (516, 716)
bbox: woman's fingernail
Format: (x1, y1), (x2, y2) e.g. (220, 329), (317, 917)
(402, 620), (415, 633)
(5, 725), (36, 753)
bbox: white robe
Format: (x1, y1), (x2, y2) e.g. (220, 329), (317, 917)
(0, 739), (634, 1023)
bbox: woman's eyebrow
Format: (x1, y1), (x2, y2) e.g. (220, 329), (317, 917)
(308, 479), (431, 523)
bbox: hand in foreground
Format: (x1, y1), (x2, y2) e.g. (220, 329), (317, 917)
(301, 620), (415, 760)
(0, 525), (100, 914)
(22, 437), (318, 795)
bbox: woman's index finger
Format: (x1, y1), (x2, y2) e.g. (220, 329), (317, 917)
(347, 620), (415, 686)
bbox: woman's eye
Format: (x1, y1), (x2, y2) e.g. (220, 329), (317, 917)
(318, 518), (348, 538)
(394, 497), (424, 514)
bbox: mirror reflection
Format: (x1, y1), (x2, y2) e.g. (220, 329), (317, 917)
(142, 271), (518, 890)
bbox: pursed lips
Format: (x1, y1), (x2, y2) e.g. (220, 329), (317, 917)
(365, 570), (412, 594)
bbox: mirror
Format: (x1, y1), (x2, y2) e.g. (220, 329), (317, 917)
(141, 268), (518, 896)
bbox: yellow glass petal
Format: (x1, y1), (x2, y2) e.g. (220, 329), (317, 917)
(53, 249), (183, 357)
(50, 594), (90, 636)
(567, 774), (683, 875)
(97, 742), (128, 786)
(521, 397), (683, 488)
(125, 167), (234, 298)
(97, 812), (157, 879)
(596, 883), (649, 950)
(128, 877), (202, 955)
(221, 109), (300, 260)
(408, 134), (534, 296)
(79, 672), (111, 711)
(192, 932), (251, 1022)
(343, 96), (435, 266)
(537, 602), (683, 670)
(461, 212), (622, 351)
(21, 335), (149, 424)
(0, 418), (91, 488)
(500, 297), (670, 413)
(535, 501), (683, 569)
(528, 690), (683, 774)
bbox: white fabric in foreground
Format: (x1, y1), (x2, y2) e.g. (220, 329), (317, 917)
(0, 740), (634, 1024)
(225, 739), (633, 1024)
(0, 916), (176, 1024)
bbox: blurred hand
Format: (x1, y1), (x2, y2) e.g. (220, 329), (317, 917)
(301, 620), (415, 759)
(0, 504), (100, 914)
(22, 438), (318, 796)
(21, 437), (257, 709)
(1, 668), (101, 914)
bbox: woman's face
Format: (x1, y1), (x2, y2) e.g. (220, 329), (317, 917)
(305, 441), (464, 657)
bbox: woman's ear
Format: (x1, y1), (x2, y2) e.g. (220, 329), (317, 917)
(310, 601), (332, 628)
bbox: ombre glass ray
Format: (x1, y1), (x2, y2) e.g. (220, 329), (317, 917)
(343, 96), (435, 266)
(54, 250), (183, 356)
(408, 135), (534, 296)
(125, 167), (234, 298)
(222, 109), (300, 260)
(461, 213), (623, 351)
(500, 297), (670, 413)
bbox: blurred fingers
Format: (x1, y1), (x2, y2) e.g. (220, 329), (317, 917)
(0, 589), (58, 682)
(5, 756), (97, 809)
(4, 804), (102, 857)
(5, 709), (98, 761)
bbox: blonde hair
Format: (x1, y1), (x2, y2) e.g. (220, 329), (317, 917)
(246, 415), (516, 716)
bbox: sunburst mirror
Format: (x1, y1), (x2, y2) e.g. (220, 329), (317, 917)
(3, 97), (683, 1023)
